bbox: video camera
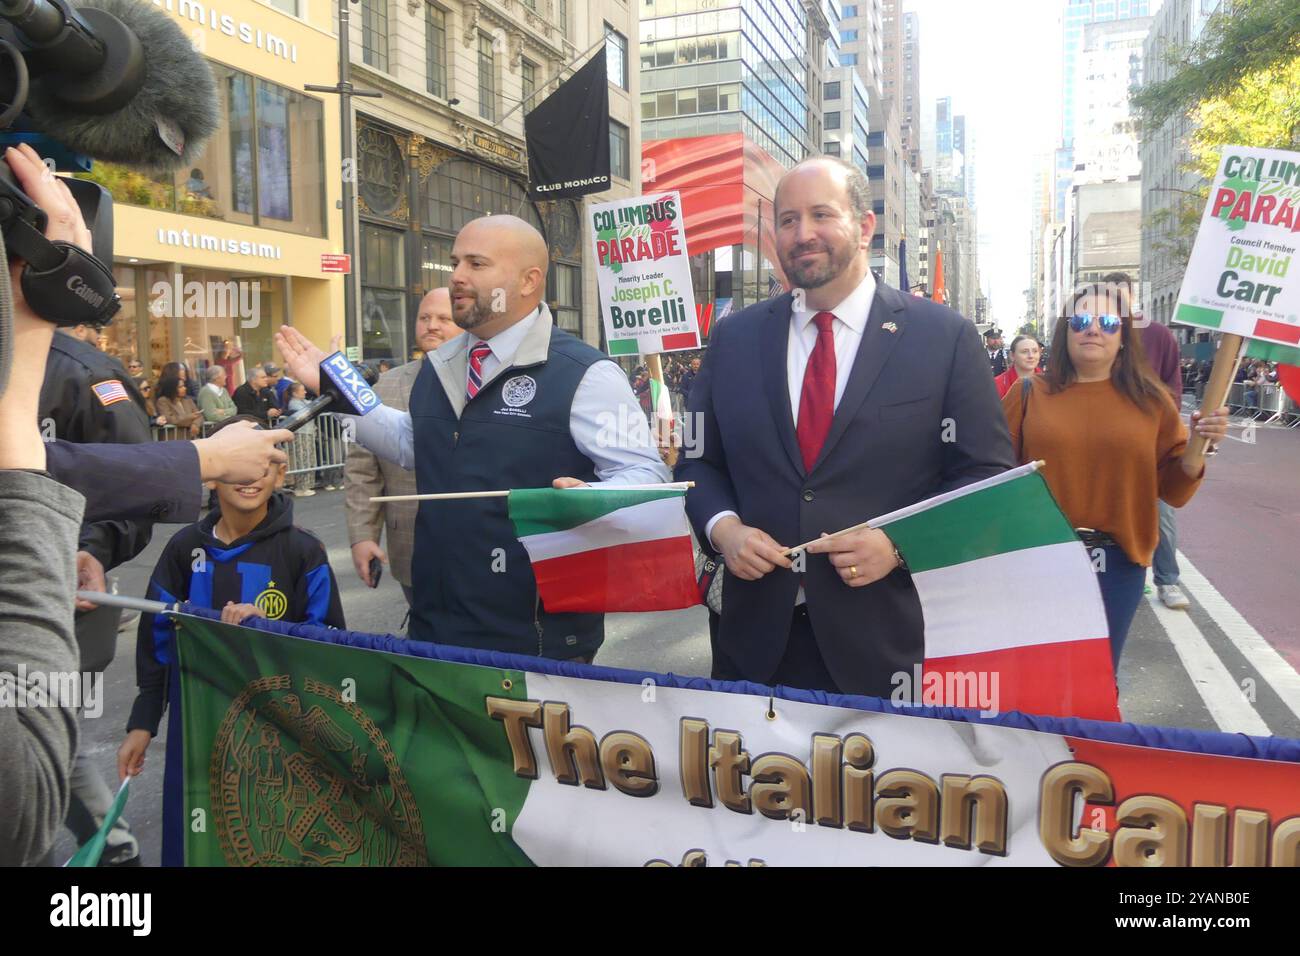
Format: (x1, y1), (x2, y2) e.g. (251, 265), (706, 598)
(0, 0), (217, 327)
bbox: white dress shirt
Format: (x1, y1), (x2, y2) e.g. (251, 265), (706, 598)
(705, 268), (878, 548)
(352, 308), (670, 486)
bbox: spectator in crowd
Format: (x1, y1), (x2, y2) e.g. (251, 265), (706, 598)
(377, 359), (393, 374)
(1002, 283), (1229, 670)
(1244, 360), (1268, 410)
(345, 288), (462, 608)
(139, 380), (166, 427)
(126, 358), (144, 380)
(1196, 359), (1212, 401)
(995, 335), (1042, 398)
(678, 356), (702, 404)
(118, 415), (345, 798)
(266, 362), (293, 408)
(233, 365), (282, 425)
(155, 374), (203, 438)
(286, 381), (317, 497)
(198, 365), (238, 423)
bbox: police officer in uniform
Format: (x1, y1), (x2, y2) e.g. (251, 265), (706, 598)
(39, 320), (153, 867)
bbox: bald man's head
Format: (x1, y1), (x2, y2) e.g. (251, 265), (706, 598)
(449, 215), (550, 338)
(415, 286), (461, 354)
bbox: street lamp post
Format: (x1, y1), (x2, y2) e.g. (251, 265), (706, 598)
(307, 0), (382, 356)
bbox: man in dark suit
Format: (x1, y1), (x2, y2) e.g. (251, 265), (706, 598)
(677, 157), (1014, 697)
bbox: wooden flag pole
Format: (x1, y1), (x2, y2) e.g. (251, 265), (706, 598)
(1182, 333), (1247, 469)
(370, 481), (694, 503)
(645, 352), (679, 469)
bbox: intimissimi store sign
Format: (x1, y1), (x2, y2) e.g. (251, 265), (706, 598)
(152, 0), (300, 62)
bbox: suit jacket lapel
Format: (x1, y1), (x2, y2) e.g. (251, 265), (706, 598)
(761, 293), (806, 477)
(813, 284), (906, 470)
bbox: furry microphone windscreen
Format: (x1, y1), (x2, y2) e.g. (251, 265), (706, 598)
(26, 0), (219, 170)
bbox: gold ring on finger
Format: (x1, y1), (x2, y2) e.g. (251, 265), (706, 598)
(849, 565), (859, 579)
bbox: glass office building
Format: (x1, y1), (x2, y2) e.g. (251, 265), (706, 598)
(639, 0), (813, 169)
(1055, 0), (1152, 219)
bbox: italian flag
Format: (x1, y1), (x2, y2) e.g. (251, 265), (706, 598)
(508, 486), (698, 613)
(872, 463), (1119, 721)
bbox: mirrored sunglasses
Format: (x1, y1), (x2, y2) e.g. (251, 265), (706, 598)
(1069, 312), (1122, 334)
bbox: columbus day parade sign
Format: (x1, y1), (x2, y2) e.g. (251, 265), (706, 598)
(1176, 146), (1300, 349)
(589, 192), (701, 357)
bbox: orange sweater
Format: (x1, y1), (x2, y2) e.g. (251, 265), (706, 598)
(1002, 376), (1203, 567)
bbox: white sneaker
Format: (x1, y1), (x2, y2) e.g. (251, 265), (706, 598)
(324, 484), (338, 491)
(1158, 584), (1190, 610)
(294, 488), (316, 497)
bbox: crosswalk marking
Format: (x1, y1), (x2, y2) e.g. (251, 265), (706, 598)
(1176, 550), (1300, 725)
(1142, 583), (1271, 735)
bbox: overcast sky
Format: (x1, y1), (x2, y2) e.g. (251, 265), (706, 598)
(903, 0), (1064, 325)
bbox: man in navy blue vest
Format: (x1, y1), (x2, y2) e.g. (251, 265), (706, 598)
(677, 157), (1014, 697)
(278, 216), (669, 660)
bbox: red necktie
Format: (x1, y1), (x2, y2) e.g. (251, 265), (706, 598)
(466, 341), (491, 401)
(796, 311), (836, 472)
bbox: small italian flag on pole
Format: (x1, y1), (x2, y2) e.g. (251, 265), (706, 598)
(508, 486), (698, 613)
(872, 462), (1119, 722)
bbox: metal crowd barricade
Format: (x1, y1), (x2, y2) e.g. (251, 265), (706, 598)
(152, 415), (352, 480)
(284, 412), (349, 481)
(1228, 381), (1290, 423)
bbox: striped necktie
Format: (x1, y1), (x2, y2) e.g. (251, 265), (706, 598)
(466, 341), (492, 401)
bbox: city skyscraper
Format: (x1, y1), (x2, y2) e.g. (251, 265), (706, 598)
(639, 0), (816, 169)
(1054, 0), (1154, 220)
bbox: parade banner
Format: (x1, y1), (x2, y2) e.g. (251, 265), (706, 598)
(1175, 146), (1300, 348)
(169, 613), (1300, 867)
(589, 192), (701, 356)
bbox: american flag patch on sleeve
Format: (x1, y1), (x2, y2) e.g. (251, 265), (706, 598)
(91, 380), (130, 407)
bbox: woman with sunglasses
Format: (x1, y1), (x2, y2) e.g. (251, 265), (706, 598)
(138, 380), (166, 428)
(1002, 283), (1229, 669)
(994, 334), (1043, 398)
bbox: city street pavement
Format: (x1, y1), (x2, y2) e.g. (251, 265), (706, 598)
(53, 413), (1299, 864)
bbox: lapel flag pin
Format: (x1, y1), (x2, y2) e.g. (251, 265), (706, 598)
(882, 322), (898, 334)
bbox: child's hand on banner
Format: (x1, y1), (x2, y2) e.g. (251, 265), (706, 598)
(221, 601), (266, 625)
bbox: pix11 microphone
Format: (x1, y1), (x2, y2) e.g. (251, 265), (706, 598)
(276, 352), (381, 433)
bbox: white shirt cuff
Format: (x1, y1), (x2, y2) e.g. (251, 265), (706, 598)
(704, 510), (739, 552)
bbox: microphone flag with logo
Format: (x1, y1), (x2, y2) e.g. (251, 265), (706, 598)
(525, 46), (610, 200)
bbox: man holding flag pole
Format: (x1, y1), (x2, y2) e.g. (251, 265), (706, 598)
(277, 215), (670, 662)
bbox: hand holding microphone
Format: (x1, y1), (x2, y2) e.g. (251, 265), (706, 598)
(274, 327), (382, 431)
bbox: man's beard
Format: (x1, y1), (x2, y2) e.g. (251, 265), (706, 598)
(779, 240), (857, 289)
(452, 293), (493, 331)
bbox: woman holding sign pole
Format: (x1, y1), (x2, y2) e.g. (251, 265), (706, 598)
(1002, 283), (1230, 670)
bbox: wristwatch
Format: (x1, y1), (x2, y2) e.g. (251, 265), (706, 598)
(893, 544), (908, 572)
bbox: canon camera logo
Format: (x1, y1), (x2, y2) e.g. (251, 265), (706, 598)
(66, 275), (106, 310)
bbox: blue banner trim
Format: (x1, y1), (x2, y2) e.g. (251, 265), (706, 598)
(173, 604), (1300, 764)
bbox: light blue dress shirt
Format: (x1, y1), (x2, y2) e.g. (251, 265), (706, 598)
(351, 309), (671, 486)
